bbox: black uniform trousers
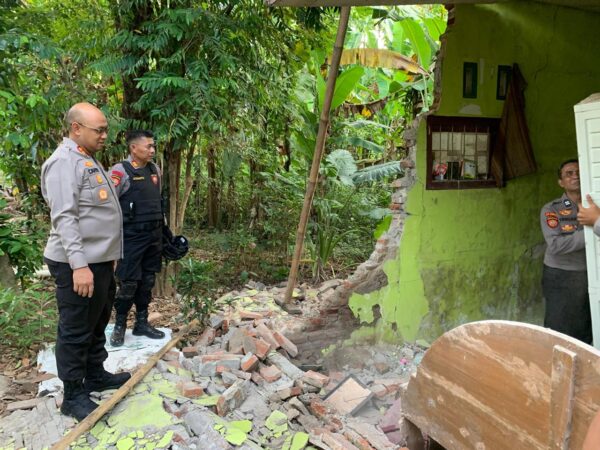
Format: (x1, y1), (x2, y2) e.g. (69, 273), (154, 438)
(542, 265), (593, 345)
(114, 221), (162, 315)
(46, 258), (115, 381)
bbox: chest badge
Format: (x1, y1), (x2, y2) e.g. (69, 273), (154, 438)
(84, 161), (94, 167)
(151, 174), (158, 185)
(561, 224), (576, 232)
(98, 188), (108, 201)
(559, 209), (572, 216)
(547, 218), (559, 228)
(95, 174), (104, 184)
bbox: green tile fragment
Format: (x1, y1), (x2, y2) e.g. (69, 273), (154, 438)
(265, 410), (288, 437)
(156, 430), (174, 448)
(116, 437), (135, 450)
(193, 394), (219, 406)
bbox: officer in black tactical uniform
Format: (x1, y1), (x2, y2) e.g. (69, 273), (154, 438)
(109, 130), (165, 346)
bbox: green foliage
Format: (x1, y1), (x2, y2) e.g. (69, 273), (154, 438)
(0, 199), (43, 285)
(174, 258), (219, 325)
(0, 286), (56, 351)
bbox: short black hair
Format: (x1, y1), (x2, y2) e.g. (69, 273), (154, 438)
(125, 130), (154, 147)
(558, 159), (579, 178)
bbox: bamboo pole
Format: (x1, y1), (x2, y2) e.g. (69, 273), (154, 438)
(50, 319), (199, 450)
(283, 6), (351, 304)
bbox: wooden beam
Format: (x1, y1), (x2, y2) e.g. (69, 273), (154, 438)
(267, 0), (506, 7)
(50, 319), (199, 450)
(283, 6), (351, 304)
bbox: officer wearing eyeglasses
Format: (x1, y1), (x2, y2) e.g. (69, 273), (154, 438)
(540, 159), (592, 344)
(41, 102), (131, 421)
(108, 130), (165, 347)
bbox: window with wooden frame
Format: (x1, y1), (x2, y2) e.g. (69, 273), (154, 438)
(426, 115), (500, 190)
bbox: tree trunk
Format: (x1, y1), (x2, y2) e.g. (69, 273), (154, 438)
(177, 143), (196, 233)
(206, 146), (219, 229)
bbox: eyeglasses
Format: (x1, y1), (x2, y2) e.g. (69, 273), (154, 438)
(563, 170), (580, 178)
(75, 122), (109, 135)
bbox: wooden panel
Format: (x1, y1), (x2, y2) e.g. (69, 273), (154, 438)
(548, 346), (576, 450)
(402, 321), (600, 450)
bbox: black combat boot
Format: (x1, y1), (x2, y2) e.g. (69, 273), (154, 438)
(110, 314), (127, 347)
(84, 366), (131, 393)
(132, 309), (165, 339)
(61, 380), (98, 421)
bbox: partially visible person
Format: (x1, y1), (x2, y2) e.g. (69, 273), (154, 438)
(109, 130), (165, 347)
(41, 102), (131, 421)
(540, 159), (593, 344)
(584, 409), (600, 450)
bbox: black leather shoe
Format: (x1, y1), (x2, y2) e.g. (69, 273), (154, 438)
(132, 310), (165, 339)
(84, 368), (131, 393)
(61, 380), (98, 421)
(110, 314), (127, 347)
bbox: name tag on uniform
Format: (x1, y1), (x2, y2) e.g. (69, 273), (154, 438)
(133, 176), (145, 181)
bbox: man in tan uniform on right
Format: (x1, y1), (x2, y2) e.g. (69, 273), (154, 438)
(540, 159), (592, 344)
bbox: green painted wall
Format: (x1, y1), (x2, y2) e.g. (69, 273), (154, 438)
(349, 3), (600, 343)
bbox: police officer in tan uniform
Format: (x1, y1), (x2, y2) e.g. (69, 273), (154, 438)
(42, 103), (131, 421)
(540, 159), (592, 344)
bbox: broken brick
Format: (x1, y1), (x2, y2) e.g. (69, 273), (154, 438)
(273, 331), (298, 358)
(370, 384), (388, 399)
(162, 350), (180, 362)
(240, 310), (263, 320)
(195, 327), (216, 347)
(346, 421), (396, 449)
(177, 381), (204, 399)
(379, 397), (402, 433)
(182, 346), (198, 358)
(374, 362), (390, 374)
(274, 386), (301, 401)
(241, 353), (259, 372)
(221, 371), (238, 387)
(251, 371), (265, 385)
(255, 323), (280, 349)
(227, 328), (247, 354)
(302, 370), (329, 389)
(321, 430), (360, 450)
(343, 429), (375, 450)
(201, 353), (241, 363)
(309, 398), (331, 421)
(259, 365), (282, 383)
(216, 380), (247, 416)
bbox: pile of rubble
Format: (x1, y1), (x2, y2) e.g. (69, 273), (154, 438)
(0, 281), (426, 449)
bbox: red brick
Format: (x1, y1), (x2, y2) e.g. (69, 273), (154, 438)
(240, 310), (263, 320)
(379, 397), (402, 432)
(302, 370), (329, 388)
(182, 346), (198, 358)
(216, 365), (231, 374)
(259, 365), (282, 383)
(241, 353), (259, 372)
(273, 331), (298, 358)
(162, 349), (180, 362)
(309, 398), (330, 420)
(255, 323), (280, 349)
(251, 371), (265, 385)
(255, 338), (272, 360)
(201, 353), (241, 363)
(222, 319), (230, 334)
(343, 429), (375, 450)
(321, 431), (360, 450)
(195, 327), (216, 347)
(177, 381), (204, 398)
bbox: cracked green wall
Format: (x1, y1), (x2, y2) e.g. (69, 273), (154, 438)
(349, 3), (600, 342)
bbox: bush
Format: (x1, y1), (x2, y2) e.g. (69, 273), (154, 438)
(173, 258), (220, 325)
(0, 286), (56, 352)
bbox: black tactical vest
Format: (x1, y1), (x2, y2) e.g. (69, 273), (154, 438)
(119, 161), (163, 224)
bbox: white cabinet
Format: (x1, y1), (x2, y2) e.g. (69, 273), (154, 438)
(575, 93), (600, 348)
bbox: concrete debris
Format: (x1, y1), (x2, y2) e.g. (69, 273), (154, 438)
(0, 283), (426, 449)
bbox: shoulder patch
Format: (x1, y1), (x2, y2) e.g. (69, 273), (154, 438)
(111, 169), (124, 178)
(546, 217), (559, 229)
(545, 212), (558, 219)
